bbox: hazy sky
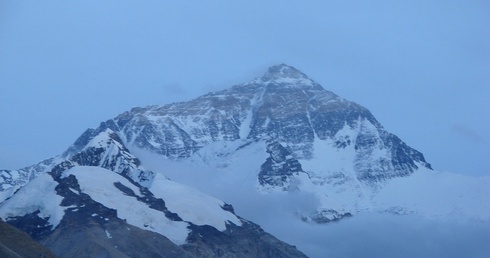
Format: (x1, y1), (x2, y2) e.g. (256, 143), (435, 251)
(0, 1), (489, 176)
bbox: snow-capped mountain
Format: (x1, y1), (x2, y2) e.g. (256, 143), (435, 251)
(108, 63), (431, 186)
(1, 64), (488, 257)
(53, 63), (487, 223)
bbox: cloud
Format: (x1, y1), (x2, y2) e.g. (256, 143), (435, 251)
(265, 213), (490, 258)
(134, 148), (490, 258)
(161, 82), (189, 96)
(451, 124), (486, 144)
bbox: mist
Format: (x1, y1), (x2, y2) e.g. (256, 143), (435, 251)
(263, 213), (490, 258)
(134, 148), (490, 258)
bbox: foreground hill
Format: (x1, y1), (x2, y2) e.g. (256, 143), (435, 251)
(0, 219), (56, 258)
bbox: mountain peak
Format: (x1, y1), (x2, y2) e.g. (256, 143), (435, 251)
(261, 64), (309, 82)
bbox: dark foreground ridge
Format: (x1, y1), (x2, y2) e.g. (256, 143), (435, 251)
(0, 219), (56, 258)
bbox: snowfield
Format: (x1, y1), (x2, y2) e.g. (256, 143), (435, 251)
(149, 173), (242, 231)
(64, 166), (190, 245)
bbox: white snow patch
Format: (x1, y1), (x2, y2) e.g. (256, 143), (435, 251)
(263, 77), (314, 86)
(0, 173), (65, 229)
(297, 123), (372, 213)
(63, 166), (190, 245)
(105, 229), (112, 239)
(69, 188), (79, 195)
(239, 109), (253, 139)
(84, 130), (115, 150)
(150, 173), (242, 231)
(9, 170), (19, 180)
(0, 185), (20, 203)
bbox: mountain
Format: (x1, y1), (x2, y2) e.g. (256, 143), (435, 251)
(108, 63), (431, 184)
(55, 63), (487, 222)
(0, 128), (307, 257)
(1, 64), (488, 257)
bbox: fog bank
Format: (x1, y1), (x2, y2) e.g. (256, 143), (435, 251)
(135, 148), (490, 258)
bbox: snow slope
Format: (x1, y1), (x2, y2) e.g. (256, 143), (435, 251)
(0, 173), (64, 228)
(63, 166), (190, 245)
(149, 173), (242, 231)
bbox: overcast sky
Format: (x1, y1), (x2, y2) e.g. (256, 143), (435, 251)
(0, 1), (489, 176)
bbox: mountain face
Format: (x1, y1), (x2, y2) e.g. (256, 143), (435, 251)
(63, 64), (450, 221)
(107, 64), (431, 185)
(1, 64), (488, 257)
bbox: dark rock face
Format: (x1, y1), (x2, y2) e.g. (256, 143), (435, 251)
(259, 141), (306, 190)
(4, 211), (54, 241)
(42, 215), (193, 258)
(184, 222), (308, 258)
(307, 209), (353, 223)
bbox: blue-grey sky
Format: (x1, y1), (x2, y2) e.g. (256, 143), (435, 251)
(1, 0), (489, 176)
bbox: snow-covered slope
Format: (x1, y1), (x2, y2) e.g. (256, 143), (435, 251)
(0, 173), (64, 228)
(0, 157), (61, 202)
(63, 166), (191, 245)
